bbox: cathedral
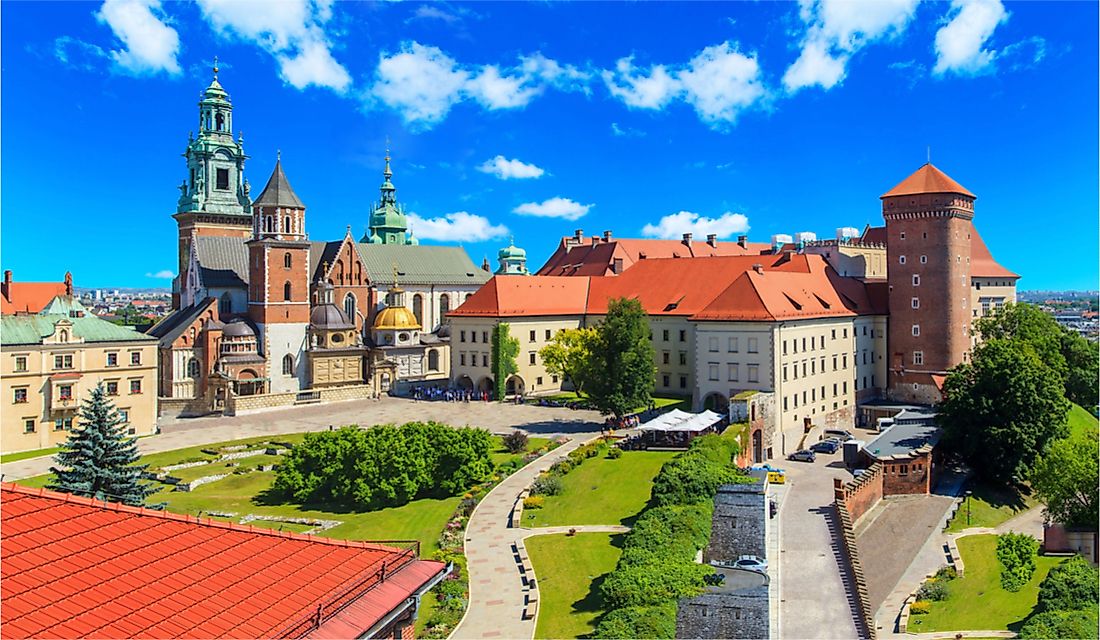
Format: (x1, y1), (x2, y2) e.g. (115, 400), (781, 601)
(150, 67), (492, 416)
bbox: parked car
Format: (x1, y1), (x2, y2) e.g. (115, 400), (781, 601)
(822, 429), (855, 442)
(732, 555), (768, 573)
(810, 438), (842, 454)
(750, 463), (785, 474)
(787, 449), (816, 462)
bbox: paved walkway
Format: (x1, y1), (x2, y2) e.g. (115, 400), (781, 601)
(520, 525), (630, 539)
(1, 397), (603, 480)
(452, 434), (601, 640)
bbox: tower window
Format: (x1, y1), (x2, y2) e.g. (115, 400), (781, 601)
(344, 293), (356, 322)
(920, 255), (927, 264)
(913, 351), (924, 365)
(912, 324), (920, 337)
(912, 275), (920, 286)
(216, 168), (229, 190)
(283, 281), (292, 301)
(215, 112), (225, 131)
(899, 232), (905, 240)
(898, 255), (906, 265)
(284, 216), (292, 233)
(284, 253), (292, 269)
(911, 297), (920, 309)
(282, 354), (294, 376)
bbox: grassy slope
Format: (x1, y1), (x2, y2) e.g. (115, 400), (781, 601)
(1, 447), (61, 464)
(945, 482), (1039, 533)
(1067, 402), (1099, 439)
(909, 534), (1064, 632)
(527, 533), (625, 639)
(523, 450), (678, 528)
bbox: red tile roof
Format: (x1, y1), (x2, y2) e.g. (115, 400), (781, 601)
(453, 253), (884, 322)
(1, 283), (69, 315)
(881, 163), (975, 198)
(536, 237), (770, 277)
(0, 483), (446, 639)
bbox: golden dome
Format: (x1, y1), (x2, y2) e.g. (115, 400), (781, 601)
(373, 306), (421, 331)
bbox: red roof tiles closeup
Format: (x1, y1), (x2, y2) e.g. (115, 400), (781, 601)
(881, 163), (976, 198)
(0, 483), (447, 639)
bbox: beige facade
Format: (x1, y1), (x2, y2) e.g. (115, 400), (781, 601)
(449, 316), (584, 395)
(2, 338), (158, 454)
(970, 277), (1017, 341)
(804, 243), (888, 280)
(647, 316), (697, 397)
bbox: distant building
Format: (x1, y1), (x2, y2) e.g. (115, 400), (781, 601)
(1, 295), (157, 455)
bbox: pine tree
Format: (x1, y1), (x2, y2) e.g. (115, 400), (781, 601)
(48, 383), (157, 506)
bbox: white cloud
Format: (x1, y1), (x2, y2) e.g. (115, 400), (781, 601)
(95, 0), (181, 75)
(409, 5), (462, 24)
(146, 270), (175, 279)
(371, 42), (589, 126)
(610, 122), (645, 138)
(477, 156), (545, 180)
(641, 211), (750, 240)
(196, 0), (350, 92)
(933, 0), (1008, 76)
(783, 0), (919, 92)
(407, 211), (509, 242)
(513, 197), (592, 221)
(601, 42), (767, 128)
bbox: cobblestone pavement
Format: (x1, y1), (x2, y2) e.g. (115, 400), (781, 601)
(0, 397), (604, 480)
(777, 454), (863, 640)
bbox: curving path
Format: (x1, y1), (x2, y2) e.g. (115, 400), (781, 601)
(521, 525), (630, 539)
(451, 434), (603, 640)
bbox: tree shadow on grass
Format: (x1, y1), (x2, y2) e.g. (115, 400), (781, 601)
(573, 533), (628, 638)
(972, 480), (1032, 513)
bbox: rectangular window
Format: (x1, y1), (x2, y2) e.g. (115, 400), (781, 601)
(810, 336), (815, 350)
(833, 383), (838, 396)
(482, 354), (488, 367)
(709, 364), (719, 381)
(911, 297), (920, 309)
(833, 355), (838, 370)
(912, 324), (920, 337)
(536, 377), (543, 386)
(662, 330), (670, 341)
(529, 352), (536, 365)
(812, 388), (816, 402)
(811, 359), (816, 375)
(728, 337), (738, 352)
(747, 338), (758, 353)
(460, 330), (467, 343)
(863, 326), (868, 336)
(118, 409), (129, 423)
(529, 330), (536, 342)
(23, 419), (35, 434)
(460, 353), (466, 366)
(679, 376), (687, 389)
(663, 352), (670, 365)
(679, 330), (686, 342)
(59, 385), (73, 400)
(842, 354), (848, 369)
(216, 168), (229, 190)
(708, 337), (719, 352)
(13, 388), (28, 404)
(130, 351), (141, 365)
(679, 352), (687, 366)
(129, 379), (142, 394)
(106, 381), (119, 396)
(843, 381), (848, 394)
(545, 329), (552, 340)
(662, 374), (670, 387)
(14, 356), (27, 372)
(913, 351), (924, 365)
(801, 362), (806, 377)
(801, 337), (806, 352)
(747, 364), (759, 383)
(920, 255), (928, 264)
(783, 397), (788, 411)
(482, 331), (488, 343)
(831, 329), (836, 340)
(552, 375), (558, 383)
(899, 255), (906, 264)
(729, 364), (739, 381)
(843, 328), (848, 339)
(782, 365), (787, 382)
(53, 355), (73, 370)
(912, 274), (920, 286)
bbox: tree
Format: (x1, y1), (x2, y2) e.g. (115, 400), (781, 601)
(586, 298), (655, 418)
(939, 338), (1069, 483)
(1061, 331), (1100, 408)
(1035, 556), (1099, 613)
(538, 327), (598, 395)
(1018, 608), (1099, 640)
(502, 430), (528, 454)
(1031, 430), (1099, 528)
(48, 384), (157, 507)
(996, 532), (1039, 592)
(490, 322), (519, 401)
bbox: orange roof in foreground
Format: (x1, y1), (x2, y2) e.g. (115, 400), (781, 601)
(0, 483), (446, 639)
(536, 237), (771, 276)
(881, 163), (975, 199)
(1, 283), (68, 315)
(453, 253), (885, 322)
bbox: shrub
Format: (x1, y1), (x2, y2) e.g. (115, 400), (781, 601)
(502, 430), (528, 454)
(916, 579), (950, 602)
(935, 565), (958, 581)
(1036, 556), (1100, 613)
(523, 496), (544, 509)
(593, 603), (678, 639)
(1019, 607), (1100, 640)
(996, 532), (1039, 592)
(607, 447), (624, 459)
(530, 474), (563, 497)
(650, 435), (745, 507)
(549, 458), (576, 476)
(600, 561), (711, 609)
(909, 600), (932, 615)
(456, 497), (479, 517)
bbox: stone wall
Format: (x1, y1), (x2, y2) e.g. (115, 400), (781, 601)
(821, 404), (856, 431)
(158, 396), (215, 418)
(834, 463), (883, 524)
(705, 478), (768, 563)
(676, 588), (770, 639)
(224, 384), (376, 415)
(834, 495), (876, 640)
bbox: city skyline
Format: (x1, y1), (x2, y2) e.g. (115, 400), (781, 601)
(2, 1), (1097, 290)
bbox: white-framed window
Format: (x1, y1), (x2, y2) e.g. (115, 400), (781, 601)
(282, 354), (294, 376)
(913, 351), (924, 365)
(106, 381), (119, 396)
(130, 351), (141, 365)
(912, 324), (920, 337)
(747, 364), (759, 383)
(709, 364), (719, 381)
(54, 354), (74, 370)
(899, 232), (906, 240)
(13, 387), (28, 404)
(129, 379), (142, 394)
(912, 275), (920, 286)
(14, 356), (27, 372)
(118, 409), (130, 423)
(729, 363), (739, 381)
(747, 337), (758, 353)
(23, 418), (35, 433)
(912, 297), (920, 309)
(899, 255), (906, 264)
(728, 337), (738, 352)
(708, 337), (718, 352)
(920, 255), (927, 264)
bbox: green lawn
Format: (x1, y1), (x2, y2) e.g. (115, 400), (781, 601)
(945, 481), (1039, 532)
(527, 533), (624, 639)
(490, 436), (552, 468)
(1, 447), (61, 464)
(908, 534), (1065, 632)
(1067, 402), (1098, 439)
(523, 450), (677, 527)
(541, 392), (690, 414)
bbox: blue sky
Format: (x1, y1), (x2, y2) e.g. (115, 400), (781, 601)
(2, 0), (1096, 290)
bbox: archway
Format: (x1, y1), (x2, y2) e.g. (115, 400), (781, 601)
(457, 375), (474, 391)
(505, 375), (525, 397)
(427, 349), (440, 371)
(477, 377), (494, 394)
(703, 392), (728, 413)
(752, 429), (763, 463)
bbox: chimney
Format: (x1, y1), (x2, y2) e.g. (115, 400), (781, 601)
(706, 234), (718, 247)
(752, 263), (764, 274)
(574, 229), (584, 244)
(737, 235), (748, 248)
(591, 237), (601, 246)
(2, 270), (10, 297)
(682, 232), (692, 246)
(603, 230), (612, 242)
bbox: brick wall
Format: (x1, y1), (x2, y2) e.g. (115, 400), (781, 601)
(676, 588), (770, 639)
(822, 405), (856, 431)
(833, 463), (883, 523)
(881, 452), (932, 495)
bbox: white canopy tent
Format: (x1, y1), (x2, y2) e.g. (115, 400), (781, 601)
(639, 409), (724, 433)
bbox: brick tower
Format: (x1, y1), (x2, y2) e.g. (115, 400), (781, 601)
(172, 59), (252, 308)
(246, 158), (311, 394)
(882, 163), (975, 404)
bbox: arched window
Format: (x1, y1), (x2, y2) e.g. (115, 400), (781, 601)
(283, 252), (292, 269)
(412, 294), (423, 326)
(59, 330), (68, 342)
(428, 349), (440, 371)
(282, 354), (294, 376)
(283, 281), (292, 301)
(265, 216), (274, 233)
(215, 112), (224, 131)
(187, 358), (200, 378)
(344, 293), (356, 322)
(219, 292), (232, 317)
(283, 216), (292, 233)
(439, 294), (450, 319)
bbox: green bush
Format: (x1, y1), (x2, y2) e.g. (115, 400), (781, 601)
(530, 474), (563, 497)
(607, 446), (623, 459)
(273, 423), (492, 510)
(916, 579), (950, 602)
(996, 532), (1039, 592)
(650, 434), (744, 506)
(502, 430), (529, 454)
(523, 495), (544, 509)
(909, 600), (932, 615)
(593, 603), (678, 639)
(1019, 607), (1100, 640)
(600, 561), (711, 609)
(935, 565), (958, 581)
(549, 458), (576, 476)
(1036, 556), (1100, 613)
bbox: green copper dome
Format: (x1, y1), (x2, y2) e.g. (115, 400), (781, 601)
(499, 241), (526, 260)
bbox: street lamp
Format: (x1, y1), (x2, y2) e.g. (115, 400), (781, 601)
(965, 490), (973, 526)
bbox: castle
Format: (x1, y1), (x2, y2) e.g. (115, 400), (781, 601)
(151, 67), (492, 415)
